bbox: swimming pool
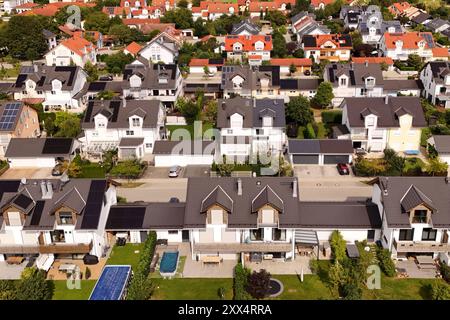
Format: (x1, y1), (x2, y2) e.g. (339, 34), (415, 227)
(159, 251), (179, 277)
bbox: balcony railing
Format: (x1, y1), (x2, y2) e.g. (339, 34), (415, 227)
(194, 242), (292, 253)
(393, 239), (450, 253)
(0, 242), (93, 254)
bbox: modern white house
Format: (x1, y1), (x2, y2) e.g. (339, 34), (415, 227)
(44, 36), (97, 68)
(122, 62), (183, 108)
(0, 178), (118, 269)
(420, 61), (450, 108)
(12, 64), (88, 112)
(80, 99), (166, 158)
(301, 34), (352, 63)
(291, 11), (330, 42)
(137, 32), (180, 64)
(337, 96), (426, 152)
(224, 35), (272, 64)
(217, 97), (286, 163)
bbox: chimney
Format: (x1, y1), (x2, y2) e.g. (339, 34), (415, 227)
(45, 181), (53, 199)
(446, 177), (449, 184)
(365, 60), (368, 67)
(293, 180), (298, 198)
(40, 181), (47, 198)
(237, 178), (242, 196)
(33, 64), (38, 73)
(385, 95), (389, 104)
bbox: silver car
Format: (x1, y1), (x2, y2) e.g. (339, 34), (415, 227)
(168, 165), (181, 178)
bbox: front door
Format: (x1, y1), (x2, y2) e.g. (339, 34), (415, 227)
(182, 230), (190, 242)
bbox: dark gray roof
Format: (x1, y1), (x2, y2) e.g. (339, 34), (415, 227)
(0, 179), (109, 230)
(123, 62), (179, 90)
(431, 135), (450, 154)
(13, 65), (84, 92)
(376, 177), (450, 228)
(152, 140), (216, 155)
(332, 124), (350, 137)
(119, 137), (145, 147)
(82, 99), (162, 129)
(280, 79), (319, 90)
(251, 185), (284, 213)
(383, 79), (422, 90)
(42, 29), (55, 39)
(288, 139), (353, 154)
(411, 12), (432, 24)
(184, 177), (300, 228)
(5, 138), (74, 158)
(426, 18), (450, 32)
(221, 65), (280, 91)
(298, 201), (381, 228)
(105, 203), (186, 230)
(0, 82), (13, 93)
(231, 20), (260, 35)
(428, 61), (450, 84)
(217, 97), (285, 129)
(201, 186), (233, 213)
(343, 97), (426, 128)
(326, 63), (383, 87)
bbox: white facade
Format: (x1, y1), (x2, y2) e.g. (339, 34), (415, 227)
(45, 42), (97, 68)
(139, 41), (176, 64)
(420, 63), (450, 108)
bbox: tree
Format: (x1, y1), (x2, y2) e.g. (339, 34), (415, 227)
(289, 63), (297, 76)
(177, 0), (188, 8)
(245, 269), (271, 299)
(203, 99), (217, 125)
(160, 8), (194, 29)
(266, 10), (287, 27)
(426, 158), (448, 176)
(286, 96), (313, 126)
(233, 263), (251, 300)
(271, 30), (287, 58)
(380, 61), (389, 71)
(342, 282), (363, 300)
(102, 52), (134, 74)
(203, 65), (211, 78)
(330, 230), (346, 262)
(110, 160), (142, 179)
(84, 12), (114, 34)
(311, 81), (334, 108)
(16, 267), (52, 300)
(328, 260), (345, 290)
(176, 97), (200, 124)
(84, 61), (98, 82)
(62, 160), (81, 178)
(108, 24), (133, 44)
(53, 112), (81, 138)
(126, 273), (154, 300)
(407, 53), (424, 71)
(0, 280), (16, 300)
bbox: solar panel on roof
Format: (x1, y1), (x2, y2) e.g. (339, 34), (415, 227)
(30, 200), (45, 226)
(0, 102), (21, 131)
(106, 206), (146, 229)
(13, 194), (33, 210)
(42, 138), (73, 154)
(110, 101), (121, 122)
(422, 33), (435, 48)
(80, 180), (107, 229)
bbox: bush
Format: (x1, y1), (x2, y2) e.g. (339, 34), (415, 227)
(354, 157), (386, 177)
(315, 122), (327, 138)
(246, 269), (271, 299)
(430, 281), (450, 300)
(330, 230), (346, 262)
(15, 267), (52, 300)
(376, 247), (396, 277)
(440, 263), (450, 283)
(305, 122), (316, 139)
(85, 267), (91, 280)
(218, 287), (226, 300)
(109, 160), (144, 179)
(321, 110), (342, 124)
(341, 282), (362, 300)
(297, 126), (305, 139)
(233, 263), (251, 300)
(0, 280), (17, 300)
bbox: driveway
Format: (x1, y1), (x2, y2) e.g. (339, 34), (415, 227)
(117, 178), (188, 202)
(141, 167), (176, 179)
(294, 165), (349, 179)
(182, 165), (210, 178)
(1, 168), (54, 180)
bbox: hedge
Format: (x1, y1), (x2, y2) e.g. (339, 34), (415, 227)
(233, 263), (251, 300)
(321, 110), (342, 124)
(376, 247), (396, 277)
(315, 122), (327, 138)
(127, 231), (157, 300)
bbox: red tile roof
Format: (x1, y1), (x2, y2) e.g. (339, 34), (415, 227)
(270, 58), (313, 67)
(225, 35), (273, 52)
(351, 57), (394, 65)
(304, 34), (352, 49)
(432, 47), (449, 58)
(310, 0), (334, 8)
(189, 58), (224, 66)
(383, 32), (434, 50)
(60, 36), (95, 57)
(248, 1), (278, 11)
(102, 6), (132, 16)
(15, 2), (39, 9)
(124, 41), (143, 55)
(248, 55), (262, 59)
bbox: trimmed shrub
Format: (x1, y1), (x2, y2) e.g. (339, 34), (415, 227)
(233, 263), (251, 300)
(321, 110), (342, 124)
(246, 269), (271, 299)
(341, 282), (362, 300)
(330, 230), (346, 262)
(376, 247), (396, 277)
(85, 267), (91, 280)
(297, 126), (305, 139)
(440, 263), (450, 283)
(305, 123), (316, 139)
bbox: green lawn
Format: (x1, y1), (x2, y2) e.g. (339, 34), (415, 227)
(152, 278), (233, 300)
(106, 243), (144, 272)
(363, 276), (434, 300)
(51, 280), (96, 300)
(274, 275), (335, 300)
(78, 163), (107, 178)
(167, 123), (214, 141)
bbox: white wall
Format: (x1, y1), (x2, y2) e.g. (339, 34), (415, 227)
(8, 157), (56, 168)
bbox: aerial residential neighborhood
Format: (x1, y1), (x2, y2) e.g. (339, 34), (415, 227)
(1, 0), (450, 304)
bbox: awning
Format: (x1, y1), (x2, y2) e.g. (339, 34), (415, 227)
(295, 230), (318, 245)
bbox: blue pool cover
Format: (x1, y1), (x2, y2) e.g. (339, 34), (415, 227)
(89, 265), (131, 300)
(160, 251), (179, 273)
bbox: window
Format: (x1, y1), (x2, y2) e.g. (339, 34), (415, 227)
(98, 122), (105, 128)
(340, 77), (347, 86)
(22, 90), (27, 94)
(210, 209), (223, 225)
(126, 130), (134, 136)
(272, 228), (286, 241)
(59, 211), (73, 225)
(168, 230), (178, 235)
(367, 230), (375, 241)
(250, 229), (263, 241)
(256, 129), (264, 135)
(51, 91), (56, 95)
(50, 230), (65, 243)
(132, 118), (140, 127)
(262, 117), (272, 127)
(422, 228), (437, 241)
(227, 129), (233, 134)
(37, 91), (42, 94)
(412, 209), (428, 223)
(145, 143), (152, 148)
(399, 229), (414, 241)
(7, 212), (22, 226)
(360, 88), (368, 95)
(366, 117), (374, 126)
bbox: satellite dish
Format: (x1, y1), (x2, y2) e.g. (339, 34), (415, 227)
(21, 178), (27, 185)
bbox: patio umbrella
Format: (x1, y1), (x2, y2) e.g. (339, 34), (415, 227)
(300, 267), (304, 282)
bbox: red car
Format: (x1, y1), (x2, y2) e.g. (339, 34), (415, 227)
(337, 163), (350, 175)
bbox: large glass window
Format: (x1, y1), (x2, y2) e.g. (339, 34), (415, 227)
(272, 228), (286, 241)
(399, 229), (414, 241)
(50, 230), (65, 243)
(250, 229), (263, 241)
(422, 228), (437, 241)
(412, 210), (428, 223)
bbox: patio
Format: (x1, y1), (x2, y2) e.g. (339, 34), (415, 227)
(246, 256), (312, 275)
(46, 258), (107, 280)
(0, 261), (29, 279)
(396, 259), (439, 279)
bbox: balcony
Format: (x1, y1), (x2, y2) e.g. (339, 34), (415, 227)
(0, 242), (93, 254)
(194, 242), (292, 253)
(393, 239), (450, 253)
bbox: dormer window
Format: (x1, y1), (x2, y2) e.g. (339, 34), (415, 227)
(262, 116), (272, 127)
(132, 117), (140, 127)
(412, 209), (428, 223)
(210, 209), (224, 225)
(7, 211), (22, 226)
(340, 77), (347, 86)
(59, 211), (74, 225)
(366, 116), (375, 126)
(365, 77), (375, 87)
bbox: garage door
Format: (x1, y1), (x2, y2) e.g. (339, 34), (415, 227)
(9, 157), (56, 168)
(292, 154), (319, 164)
(323, 155), (350, 164)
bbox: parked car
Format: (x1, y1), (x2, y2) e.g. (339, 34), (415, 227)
(337, 163), (350, 175)
(51, 163), (63, 176)
(99, 75), (113, 81)
(168, 165), (181, 178)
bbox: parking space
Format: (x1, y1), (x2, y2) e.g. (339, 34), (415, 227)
(141, 166), (182, 179)
(294, 165), (349, 179)
(182, 165), (211, 178)
(1, 168), (54, 180)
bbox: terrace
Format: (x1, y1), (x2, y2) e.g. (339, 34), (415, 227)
(393, 239), (450, 253)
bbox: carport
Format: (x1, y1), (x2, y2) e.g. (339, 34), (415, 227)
(288, 139), (353, 165)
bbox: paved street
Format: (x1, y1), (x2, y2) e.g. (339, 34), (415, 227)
(117, 178), (188, 202)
